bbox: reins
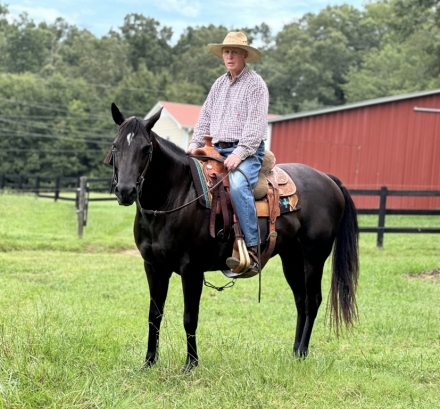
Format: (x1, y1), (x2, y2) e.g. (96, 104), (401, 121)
(136, 155), (231, 216)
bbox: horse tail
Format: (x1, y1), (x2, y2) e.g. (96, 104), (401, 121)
(327, 174), (360, 334)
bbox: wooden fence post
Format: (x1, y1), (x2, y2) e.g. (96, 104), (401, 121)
(55, 176), (60, 201)
(34, 176), (40, 196)
(377, 186), (388, 248)
(77, 176), (87, 238)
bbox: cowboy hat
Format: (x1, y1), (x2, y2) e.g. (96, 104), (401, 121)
(208, 31), (262, 63)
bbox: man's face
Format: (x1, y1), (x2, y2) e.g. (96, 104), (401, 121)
(222, 47), (247, 76)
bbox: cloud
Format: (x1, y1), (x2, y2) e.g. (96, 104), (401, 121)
(8, 4), (78, 25)
(154, 0), (202, 18)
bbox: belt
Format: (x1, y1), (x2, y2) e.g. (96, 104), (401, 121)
(215, 141), (239, 149)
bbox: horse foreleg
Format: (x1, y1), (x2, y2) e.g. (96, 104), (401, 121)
(144, 261), (172, 368)
(181, 271), (204, 373)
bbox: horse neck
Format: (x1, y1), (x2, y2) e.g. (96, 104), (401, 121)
(139, 137), (193, 208)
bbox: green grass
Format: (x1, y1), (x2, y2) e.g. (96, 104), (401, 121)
(1, 193), (439, 408)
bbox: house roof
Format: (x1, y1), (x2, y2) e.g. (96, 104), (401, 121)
(145, 101), (201, 129)
(146, 100), (278, 128)
(268, 88), (440, 123)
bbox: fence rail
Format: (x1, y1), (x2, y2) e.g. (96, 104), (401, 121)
(348, 186), (440, 247)
(0, 174), (113, 201)
(1, 175), (440, 245)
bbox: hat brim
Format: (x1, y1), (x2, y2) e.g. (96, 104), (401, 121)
(207, 44), (262, 63)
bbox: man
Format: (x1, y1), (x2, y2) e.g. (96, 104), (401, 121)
(186, 31), (269, 276)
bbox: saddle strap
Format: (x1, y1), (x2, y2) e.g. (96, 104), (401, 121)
(209, 173), (233, 239)
(260, 184), (280, 268)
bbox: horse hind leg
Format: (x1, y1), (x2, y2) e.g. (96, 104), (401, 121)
(296, 238), (335, 357)
(281, 243), (328, 358)
(296, 259), (325, 357)
(280, 244), (308, 357)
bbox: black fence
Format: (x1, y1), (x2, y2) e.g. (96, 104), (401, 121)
(1, 174), (440, 246)
(349, 186), (440, 247)
(0, 174), (114, 202)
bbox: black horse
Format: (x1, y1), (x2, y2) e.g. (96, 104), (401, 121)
(105, 103), (359, 372)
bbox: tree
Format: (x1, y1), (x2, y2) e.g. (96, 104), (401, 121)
(171, 25), (230, 95)
(117, 14), (172, 73)
(1, 13), (56, 74)
(343, 0), (440, 102)
(54, 29), (132, 96)
(261, 5), (382, 113)
(0, 72), (112, 176)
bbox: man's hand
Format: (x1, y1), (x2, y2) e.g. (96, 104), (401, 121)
(224, 153), (242, 171)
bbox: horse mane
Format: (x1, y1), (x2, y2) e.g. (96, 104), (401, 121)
(152, 131), (189, 167)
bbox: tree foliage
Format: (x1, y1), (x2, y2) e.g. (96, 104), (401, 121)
(0, 0), (440, 176)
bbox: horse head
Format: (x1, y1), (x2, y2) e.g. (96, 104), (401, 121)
(104, 103), (162, 206)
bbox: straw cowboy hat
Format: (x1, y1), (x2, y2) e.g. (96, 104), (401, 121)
(208, 31), (262, 63)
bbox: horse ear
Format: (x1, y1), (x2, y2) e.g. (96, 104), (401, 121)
(111, 103), (125, 126)
(145, 107), (163, 133)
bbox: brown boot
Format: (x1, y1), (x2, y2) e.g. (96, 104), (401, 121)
(225, 246), (260, 278)
(245, 246), (260, 276)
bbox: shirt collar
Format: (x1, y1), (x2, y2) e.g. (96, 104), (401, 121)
(226, 65), (249, 83)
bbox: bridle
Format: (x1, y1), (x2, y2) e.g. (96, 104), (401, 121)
(110, 117), (152, 196)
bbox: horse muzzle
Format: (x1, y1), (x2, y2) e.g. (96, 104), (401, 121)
(114, 183), (137, 206)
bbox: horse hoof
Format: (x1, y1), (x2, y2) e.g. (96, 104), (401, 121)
(294, 349), (308, 359)
(143, 355), (158, 368)
(181, 360), (198, 374)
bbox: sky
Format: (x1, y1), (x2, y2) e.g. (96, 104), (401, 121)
(6, 0), (366, 43)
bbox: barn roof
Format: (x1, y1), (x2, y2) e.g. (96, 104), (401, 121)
(268, 88), (440, 123)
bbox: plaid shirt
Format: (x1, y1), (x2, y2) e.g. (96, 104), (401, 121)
(189, 66), (269, 160)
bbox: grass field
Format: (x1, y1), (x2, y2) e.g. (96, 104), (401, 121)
(0, 192), (439, 408)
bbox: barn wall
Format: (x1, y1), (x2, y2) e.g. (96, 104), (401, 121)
(270, 94), (440, 209)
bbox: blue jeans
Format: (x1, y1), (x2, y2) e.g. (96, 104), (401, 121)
(214, 141), (265, 247)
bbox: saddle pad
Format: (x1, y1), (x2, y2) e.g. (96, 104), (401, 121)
(189, 157), (212, 208)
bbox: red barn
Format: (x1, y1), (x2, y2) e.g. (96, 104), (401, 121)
(268, 89), (440, 209)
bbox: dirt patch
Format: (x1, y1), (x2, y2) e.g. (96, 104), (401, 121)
(407, 268), (440, 280)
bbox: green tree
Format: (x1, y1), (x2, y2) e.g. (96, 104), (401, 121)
(109, 65), (161, 117)
(0, 72), (112, 176)
(171, 25), (229, 96)
(1, 13), (55, 73)
(117, 14), (172, 73)
(262, 5), (382, 113)
(343, 0), (440, 102)
(54, 29), (131, 97)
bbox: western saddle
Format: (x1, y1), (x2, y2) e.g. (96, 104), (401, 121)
(188, 136), (298, 276)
